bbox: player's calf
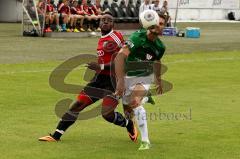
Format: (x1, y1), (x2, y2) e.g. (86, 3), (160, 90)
(102, 95), (138, 141)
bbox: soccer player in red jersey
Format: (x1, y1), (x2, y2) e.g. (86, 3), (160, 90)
(57, 0), (71, 31)
(82, 0), (100, 31)
(45, 0), (60, 32)
(86, 0), (101, 31)
(69, 0), (85, 32)
(95, 0), (102, 15)
(39, 11), (137, 142)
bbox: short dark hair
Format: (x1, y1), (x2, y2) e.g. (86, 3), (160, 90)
(101, 10), (113, 17)
(157, 12), (167, 23)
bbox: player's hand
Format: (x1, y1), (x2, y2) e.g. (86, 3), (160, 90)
(115, 79), (125, 97)
(155, 78), (163, 95)
(86, 62), (101, 71)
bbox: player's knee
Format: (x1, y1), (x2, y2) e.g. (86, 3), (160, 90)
(101, 106), (114, 122)
(101, 95), (119, 122)
(69, 101), (85, 112)
(76, 91), (93, 107)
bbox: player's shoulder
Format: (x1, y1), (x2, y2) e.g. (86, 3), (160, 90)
(131, 28), (146, 37)
(128, 28), (146, 43)
(112, 30), (123, 38)
(156, 38), (166, 49)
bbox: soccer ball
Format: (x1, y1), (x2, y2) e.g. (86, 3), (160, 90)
(139, 10), (159, 29)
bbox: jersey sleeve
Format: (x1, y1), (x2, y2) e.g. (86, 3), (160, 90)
(125, 32), (142, 55)
(156, 41), (166, 61)
(117, 32), (125, 46)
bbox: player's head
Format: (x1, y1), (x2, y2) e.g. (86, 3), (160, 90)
(99, 11), (114, 35)
(140, 10), (166, 39)
(139, 10), (159, 30)
(148, 13), (166, 37)
(155, 13), (166, 33)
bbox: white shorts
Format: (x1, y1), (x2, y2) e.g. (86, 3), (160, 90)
(122, 75), (153, 105)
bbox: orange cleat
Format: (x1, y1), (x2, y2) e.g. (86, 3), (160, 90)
(38, 135), (59, 142)
(127, 120), (138, 142)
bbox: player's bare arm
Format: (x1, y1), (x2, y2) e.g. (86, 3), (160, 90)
(153, 60), (163, 95)
(114, 46), (130, 96)
(86, 62), (114, 71)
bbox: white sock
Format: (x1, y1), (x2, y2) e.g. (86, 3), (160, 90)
(133, 106), (150, 143)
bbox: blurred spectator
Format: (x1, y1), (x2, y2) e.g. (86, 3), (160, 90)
(45, 0), (60, 32)
(82, 0), (100, 31)
(139, 0), (152, 15)
(70, 0), (85, 32)
(151, 0), (161, 12)
(95, 0), (103, 15)
(57, 0), (71, 31)
(160, 0), (171, 27)
(76, 0), (91, 31)
(27, 0), (37, 20)
(36, 0), (46, 28)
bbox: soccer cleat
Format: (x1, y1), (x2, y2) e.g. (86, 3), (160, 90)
(80, 28), (85, 32)
(56, 26), (62, 32)
(96, 27), (101, 32)
(46, 27), (52, 32)
(74, 28), (80, 32)
(87, 28), (92, 32)
(146, 95), (155, 105)
(126, 120), (138, 142)
(38, 135), (59, 142)
(138, 141), (151, 150)
(67, 28), (72, 32)
(44, 28), (48, 33)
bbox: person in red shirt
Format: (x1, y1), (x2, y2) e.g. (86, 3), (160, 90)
(45, 0), (60, 32)
(69, 0), (85, 32)
(82, 0), (101, 32)
(95, 0), (102, 13)
(39, 11), (137, 142)
(57, 0), (71, 31)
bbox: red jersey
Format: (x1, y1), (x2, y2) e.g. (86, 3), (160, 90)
(83, 5), (90, 15)
(46, 3), (54, 12)
(88, 5), (98, 15)
(76, 5), (85, 15)
(97, 30), (124, 75)
(70, 6), (77, 14)
(58, 3), (70, 14)
(37, 1), (45, 14)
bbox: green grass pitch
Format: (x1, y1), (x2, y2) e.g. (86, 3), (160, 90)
(0, 23), (240, 159)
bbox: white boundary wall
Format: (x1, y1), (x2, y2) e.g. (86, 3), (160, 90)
(168, 0), (240, 20)
(1, 0), (240, 22)
(109, 0), (240, 20)
(0, 0), (22, 22)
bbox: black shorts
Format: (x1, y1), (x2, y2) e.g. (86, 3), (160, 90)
(82, 73), (116, 103)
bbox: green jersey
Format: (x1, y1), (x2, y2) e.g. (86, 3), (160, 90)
(125, 28), (166, 76)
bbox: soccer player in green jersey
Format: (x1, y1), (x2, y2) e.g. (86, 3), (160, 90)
(115, 10), (166, 150)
